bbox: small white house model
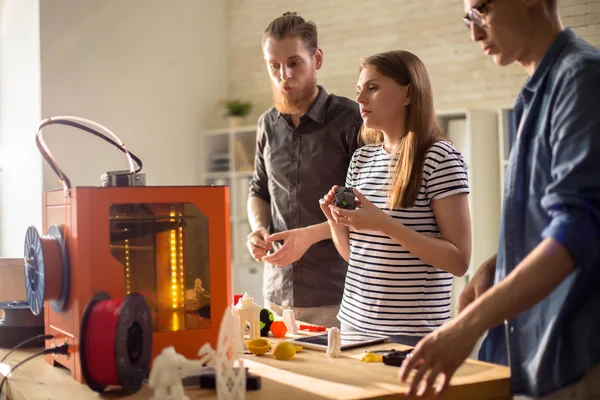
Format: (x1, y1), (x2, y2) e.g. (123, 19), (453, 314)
(232, 292), (260, 345)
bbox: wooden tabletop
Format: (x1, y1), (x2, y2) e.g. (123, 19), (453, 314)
(1, 341), (510, 400)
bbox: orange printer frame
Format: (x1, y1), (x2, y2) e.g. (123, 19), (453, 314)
(41, 185), (231, 385)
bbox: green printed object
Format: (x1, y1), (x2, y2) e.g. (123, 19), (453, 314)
(334, 187), (357, 210)
(260, 308), (274, 336)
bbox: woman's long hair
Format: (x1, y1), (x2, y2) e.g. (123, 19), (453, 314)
(360, 50), (445, 209)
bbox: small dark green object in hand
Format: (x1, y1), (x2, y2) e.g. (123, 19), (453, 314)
(334, 187), (357, 210)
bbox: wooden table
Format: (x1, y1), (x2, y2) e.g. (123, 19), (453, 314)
(1, 341), (510, 400)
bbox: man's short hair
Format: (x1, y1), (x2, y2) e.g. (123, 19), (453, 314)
(262, 12), (318, 53)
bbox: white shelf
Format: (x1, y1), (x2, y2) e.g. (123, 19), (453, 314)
(203, 171), (253, 180)
(234, 171), (253, 178)
(201, 125), (257, 136)
(204, 171), (230, 179)
(199, 123), (263, 305)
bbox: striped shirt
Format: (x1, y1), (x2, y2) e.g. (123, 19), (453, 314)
(337, 140), (470, 337)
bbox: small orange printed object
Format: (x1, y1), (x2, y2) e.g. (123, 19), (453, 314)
(270, 321), (288, 338)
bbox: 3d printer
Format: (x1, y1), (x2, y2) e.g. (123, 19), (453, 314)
(22, 116), (231, 393)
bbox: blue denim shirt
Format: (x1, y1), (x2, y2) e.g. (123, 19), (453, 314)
(479, 29), (600, 397)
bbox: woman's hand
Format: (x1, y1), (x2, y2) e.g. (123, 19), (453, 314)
(330, 188), (391, 232)
(320, 185), (351, 262)
(319, 185), (342, 225)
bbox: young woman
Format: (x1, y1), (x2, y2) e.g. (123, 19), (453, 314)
(320, 50), (472, 345)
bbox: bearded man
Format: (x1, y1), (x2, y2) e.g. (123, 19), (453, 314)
(246, 12), (362, 328)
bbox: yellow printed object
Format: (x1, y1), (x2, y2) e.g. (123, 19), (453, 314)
(273, 341), (297, 360)
(361, 352), (383, 363)
(247, 338), (271, 356)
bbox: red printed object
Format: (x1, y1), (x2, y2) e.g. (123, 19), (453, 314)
(233, 294), (243, 306)
(299, 324), (326, 332)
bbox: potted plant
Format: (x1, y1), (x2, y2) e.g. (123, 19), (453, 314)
(224, 99), (252, 128)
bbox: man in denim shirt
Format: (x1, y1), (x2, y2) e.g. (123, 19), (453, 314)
(398, 1), (600, 399)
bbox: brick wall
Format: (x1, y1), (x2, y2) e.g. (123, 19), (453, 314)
(227, 0), (600, 121)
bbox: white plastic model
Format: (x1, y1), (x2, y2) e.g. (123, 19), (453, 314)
(282, 309), (298, 334)
(232, 292), (260, 345)
(184, 277), (211, 310)
(148, 346), (191, 400)
(216, 306), (246, 400)
(327, 327), (342, 358)
(197, 342), (216, 366)
(149, 345), (215, 400)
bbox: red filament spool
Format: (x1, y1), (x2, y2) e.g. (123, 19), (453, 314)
(80, 292), (152, 393)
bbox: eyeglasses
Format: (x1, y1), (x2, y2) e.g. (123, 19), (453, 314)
(463, 0), (495, 29)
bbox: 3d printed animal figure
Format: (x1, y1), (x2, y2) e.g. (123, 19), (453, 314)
(149, 344), (215, 400)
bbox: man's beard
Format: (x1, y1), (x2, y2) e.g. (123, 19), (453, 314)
(272, 74), (317, 115)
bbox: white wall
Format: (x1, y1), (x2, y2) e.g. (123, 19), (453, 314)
(227, 0), (600, 121)
(39, 0), (229, 189)
(0, 0), (43, 257)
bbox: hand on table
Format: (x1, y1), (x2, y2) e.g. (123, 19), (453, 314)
(398, 319), (480, 398)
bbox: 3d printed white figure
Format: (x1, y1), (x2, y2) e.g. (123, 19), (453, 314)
(148, 346), (191, 400)
(282, 309), (298, 334)
(149, 345), (216, 400)
(216, 306), (246, 400)
(194, 278), (206, 296)
(232, 292), (260, 345)
(327, 327), (342, 358)
(197, 342), (216, 366)
(185, 277), (210, 310)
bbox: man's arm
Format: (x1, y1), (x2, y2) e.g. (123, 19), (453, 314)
(261, 222), (331, 266)
(246, 117), (273, 262)
(460, 239), (574, 337)
(247, 196), (271, 232)
(302, 222), (332, 242)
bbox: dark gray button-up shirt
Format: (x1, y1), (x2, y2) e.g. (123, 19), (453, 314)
(249, 86), (362, 307)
